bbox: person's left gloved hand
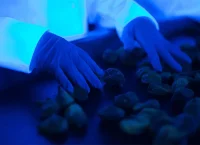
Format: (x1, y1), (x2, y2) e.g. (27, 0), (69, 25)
(121, 17), (192, 72)
(31, 31), (104, 93)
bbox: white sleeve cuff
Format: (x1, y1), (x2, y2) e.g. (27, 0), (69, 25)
(0, 17), (47, 74)
(115, 1), (159, 38)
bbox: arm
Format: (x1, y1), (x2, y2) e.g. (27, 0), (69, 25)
(0, 17), (47, 73)
(95, 0), (159, 38)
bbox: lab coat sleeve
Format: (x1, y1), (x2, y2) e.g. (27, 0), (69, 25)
(0, 17), (47, 74)
(96, 0), (159, 38)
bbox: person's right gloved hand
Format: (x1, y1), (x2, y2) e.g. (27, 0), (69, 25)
(121, 17), (192, 72)
(31, 31), (104, 93)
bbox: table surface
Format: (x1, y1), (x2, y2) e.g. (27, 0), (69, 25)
(0, 28), (199, 145)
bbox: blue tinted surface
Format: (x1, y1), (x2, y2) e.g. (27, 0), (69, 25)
(47, 0), (87, 37)
(0, 26), (200, 145)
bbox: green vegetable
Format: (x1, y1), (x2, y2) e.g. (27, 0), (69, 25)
(174, 113), (197, 136)
(150, 113), (174, 133)
(148, 83), (172, 97)
(153, 125), (185, 145)
(98, 105), (125, 121)
(39, 98), (60, 120)
(171, 88), (194, 111)
(172, 77), (189, 92)
(133, 99), (160, 112)
(141, 72), (162, 84)
(38, 114), (68, 135)
(64, 104), (88, 128)
(56, 86), (75, 109)
(139, 108), (165, 120)
(103, 68), (125, 87)
(135, 66), (151, 79)
(120, 114), (150, 135)
(114, 91), (139, 110)
(183, 98), (200, 127)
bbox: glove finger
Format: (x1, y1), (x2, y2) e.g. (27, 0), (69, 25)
(156, 42), (182, 72)
(75, 58), (103, 89)
(136, 38), (162, 71)
(168, 43), (192, 64)
(147, 45), (162, 72)
(123, 38), (142, 51)
(55, 68), (74, 94)
(62, 61), (90, 93)
(78, 48), (104, 77)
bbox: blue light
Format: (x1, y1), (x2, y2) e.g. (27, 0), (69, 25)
(46, 0), (87, 37)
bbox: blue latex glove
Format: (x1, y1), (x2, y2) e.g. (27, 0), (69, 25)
(121, 17), (192, 72)
(31, 32), (104, 93)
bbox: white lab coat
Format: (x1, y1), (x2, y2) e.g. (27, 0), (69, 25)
(135, 0), (200, 22)
(0, 0), (157, 74)
(0, 0), (199, 75)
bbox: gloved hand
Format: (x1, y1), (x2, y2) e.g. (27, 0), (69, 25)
(31, 31), (104, 93)
(121, 17), (192, 72)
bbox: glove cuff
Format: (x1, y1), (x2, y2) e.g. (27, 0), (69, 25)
(30, 31), (61, 73)
(37, 31), (61, 49)
(121, 17), (157, 51)
(124, 16), (157, 32)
